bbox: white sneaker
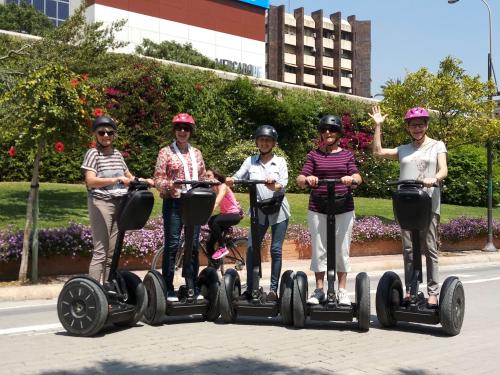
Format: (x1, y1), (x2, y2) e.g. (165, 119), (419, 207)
(307, 288), (325, 305)
(337, 288), (351, 306)
(166, 291), (179, 302)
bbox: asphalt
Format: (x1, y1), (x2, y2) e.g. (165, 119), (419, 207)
(1, 250), (500, 302)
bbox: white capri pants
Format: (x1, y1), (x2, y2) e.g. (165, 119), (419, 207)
(308, 210), (355, 273)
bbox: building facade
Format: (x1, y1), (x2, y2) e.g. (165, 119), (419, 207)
(266, 5), (371, 97)
(3, 0), (71, 26)
(84, 0), (268, 78)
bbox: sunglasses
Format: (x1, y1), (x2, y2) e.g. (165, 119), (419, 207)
(319, 126), (340, 134)
(175, 125), (192, 132)
(97, 130), (116, 137)
(408, 123), (427, 129)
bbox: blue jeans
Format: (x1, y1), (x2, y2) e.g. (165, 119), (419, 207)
(162, 198), (201, 292)
(246, 218), (289, 292)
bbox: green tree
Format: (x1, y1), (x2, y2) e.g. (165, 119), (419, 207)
(379, 56), (500, 148)
(0, 1), (54, 36)
(136, 38), (239, 74)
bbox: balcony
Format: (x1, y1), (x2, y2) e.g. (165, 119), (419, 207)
(341, 39), (352, 51)
(341, 76), (352, 88)
(322, 76), (335, 87)
(322, 56), (334, 68)
(304, 73), (316, 85)
(284, 34), (296, 46)
(304, 35), (315, 47)
(340, 58), (352, 70)
(284, 14), (296, 26)
(323, 37), (334, 49)
(304, 55), (315, 67)
(284, 53), (296, 66)
(284, 72), (296, 84)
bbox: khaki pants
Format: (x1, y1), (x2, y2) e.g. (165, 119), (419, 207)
(88, 196), (121, 283)
(401, 213), (440, 296)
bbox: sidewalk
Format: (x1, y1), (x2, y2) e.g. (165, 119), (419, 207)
(1, 250), (499, 302)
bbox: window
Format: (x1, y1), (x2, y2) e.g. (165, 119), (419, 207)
(33, 0), (44, 12)
(7, 0), (70, 27)
(58, 2), (69, 19)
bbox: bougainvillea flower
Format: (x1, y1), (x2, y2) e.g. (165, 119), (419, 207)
(81, 73), (89, 81)
(8, 146), (16, 157)
(93, 108), (104, 117)
(54, 142), (65, 153)
(121, 151), (130, 158)
(79, 97), (87, 105)
(87, 141), (96, 148)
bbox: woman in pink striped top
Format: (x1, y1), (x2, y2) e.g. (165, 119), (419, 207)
(205, 168), (244, 260)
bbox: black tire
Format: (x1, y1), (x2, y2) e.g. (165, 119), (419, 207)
(142, 270), (167, 325)
(198, 267), (221, 321)
(375, 271), (402, 328)
(279, 270), (294, 326)
(57, 277), (108, 337)
(292, 271), (308, 328)
(114, 271), (148, 327)
(355, 272), (370, 331)
(439, 276), (465, 336)
(218, 268), (240, 323)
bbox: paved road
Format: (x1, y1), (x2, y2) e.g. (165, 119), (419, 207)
(0, 262), (499, 375)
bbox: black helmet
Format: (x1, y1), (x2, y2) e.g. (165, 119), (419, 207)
(318, 115), (343, 134)
(255, 125), (278, 142)
(92, 116), (117, 132)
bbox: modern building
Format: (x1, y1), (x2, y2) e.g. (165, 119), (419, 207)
(2, 0), (72, 26)
(266, 5), (371, 97)
(84, 0), (268, 78)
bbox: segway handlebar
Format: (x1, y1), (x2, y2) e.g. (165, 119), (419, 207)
(308, 178), (359, 187)
(387, 179), (439, 188)
(174, 179), (221, 186)
(128, 178), (152, 191)
(233, 179), (273, 186)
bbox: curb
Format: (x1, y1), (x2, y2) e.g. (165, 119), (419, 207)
(1, 251), (499, 302)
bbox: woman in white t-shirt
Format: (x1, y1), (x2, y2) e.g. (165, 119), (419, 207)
(370, 105), (448, 308)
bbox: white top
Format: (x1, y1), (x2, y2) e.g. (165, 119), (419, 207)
(233, 154), (291, 225)
(397, 139), (447, 214)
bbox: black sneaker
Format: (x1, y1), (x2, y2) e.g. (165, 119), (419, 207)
(238, 290), (252, 301)
(307, 288), (325, 305)
(266, 290), (278, 302)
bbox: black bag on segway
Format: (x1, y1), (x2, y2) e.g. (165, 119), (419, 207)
(392, 186), (432, 231)
(256, 191), (285, 215)
(180, 184), (216, 226)
(310, 191), (352, 215)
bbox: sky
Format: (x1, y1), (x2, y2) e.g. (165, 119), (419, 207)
(269, 0), (500, 97)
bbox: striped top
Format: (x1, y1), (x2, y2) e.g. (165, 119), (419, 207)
(300, 148), (359, 214)
(81, 148), (129, 199)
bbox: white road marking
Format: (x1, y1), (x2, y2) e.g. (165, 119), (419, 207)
(0, 302), (56, 311)
(0, 323), (62, 335)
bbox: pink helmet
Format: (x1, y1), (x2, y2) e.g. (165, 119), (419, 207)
(172, 113), (195, 126)
(404, 107), (429, 123)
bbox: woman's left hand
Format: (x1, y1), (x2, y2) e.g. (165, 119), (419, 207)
(341, 175), (356, 186)
(423, 177), (438, 188)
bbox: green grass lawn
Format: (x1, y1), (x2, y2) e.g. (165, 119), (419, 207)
(0, 181), (498, 230)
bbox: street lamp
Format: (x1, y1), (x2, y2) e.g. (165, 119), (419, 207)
(448, 0), (498, 252)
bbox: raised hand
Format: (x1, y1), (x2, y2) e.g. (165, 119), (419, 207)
(369, 105), (387, 126)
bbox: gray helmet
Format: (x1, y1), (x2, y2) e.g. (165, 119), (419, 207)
(318, 115), (343, 134)
(255, 125), (278, 141)
(92, 116), (117, 132)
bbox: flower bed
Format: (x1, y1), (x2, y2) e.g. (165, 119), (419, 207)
(1, 216), (498, 264)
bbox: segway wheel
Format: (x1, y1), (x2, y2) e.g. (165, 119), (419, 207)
(218, 268), (240, 323)
(57, 277), (108, 337)
(114, 271), (148, 327)
(292, 271), (308, 328)
(279, 270), (294, 326)
(439, 276), (465, 336)
(198, 267), (221, 321)
(355, 272), (370, 331)
(376, 271), (402, 328)
(142, 270), (166, 325)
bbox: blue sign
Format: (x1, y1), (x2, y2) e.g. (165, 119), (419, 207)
(237, 0), (269, 9)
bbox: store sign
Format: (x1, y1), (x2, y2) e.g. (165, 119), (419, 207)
(215, 58), (262, 78)
(236, 0), (269, 9)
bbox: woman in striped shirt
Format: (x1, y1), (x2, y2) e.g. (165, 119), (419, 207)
(297, 115), (362, 306)
(82, 116), (153, 283)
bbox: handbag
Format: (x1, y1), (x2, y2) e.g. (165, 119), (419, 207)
(256, 191), (285, 215)
(310, 191), (352, 215)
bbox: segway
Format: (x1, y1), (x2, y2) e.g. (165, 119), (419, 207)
(218, 180), (294, 325)
(292, 179), (370, 331)
(376, 180), (465, 336)
(57, 179), (153, 336)
(142, 180), (221, 325)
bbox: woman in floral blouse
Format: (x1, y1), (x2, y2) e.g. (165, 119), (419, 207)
(154, 113), (206, 302)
